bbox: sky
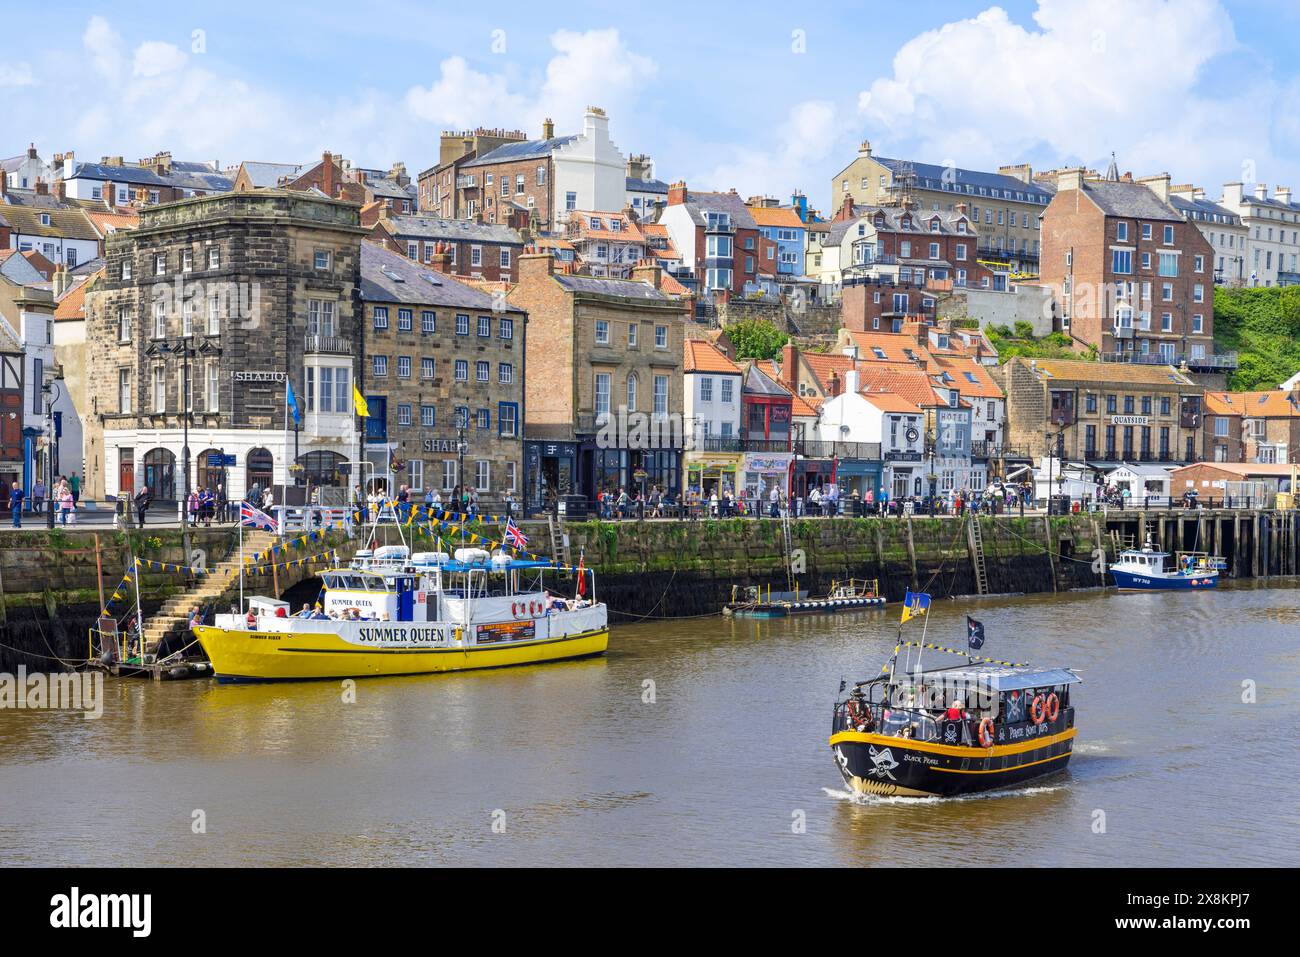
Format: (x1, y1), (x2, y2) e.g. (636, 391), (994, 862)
(2, 0), (1298, 215)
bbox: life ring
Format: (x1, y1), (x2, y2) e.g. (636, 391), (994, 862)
(1031, 694), (1047, 725)
(978, 717), (995, 748)
(511, 602), (521, 617)
(528, 601), (538, 616)
(1045, 692), (1060, 722)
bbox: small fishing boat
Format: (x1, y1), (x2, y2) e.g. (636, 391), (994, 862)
(1110, 544), (1223, 591)
(724, 579), (885, 618)
(829, 630), (1081, 797)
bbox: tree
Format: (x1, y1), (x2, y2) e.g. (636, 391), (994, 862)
(726, 319), (789, 360)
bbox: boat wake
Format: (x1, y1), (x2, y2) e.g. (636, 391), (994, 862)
(821, 784), (1065, 806)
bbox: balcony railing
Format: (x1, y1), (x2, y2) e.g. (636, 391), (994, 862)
(1100, 350), (1239, 370)
(304, 334), (353, 355)
(971, 442), (1032, 459)
(700, 437), (788, 453)
(793, 439), (881, 459)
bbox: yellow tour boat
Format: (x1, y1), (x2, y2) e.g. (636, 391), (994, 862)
(194, 545), (607, 682)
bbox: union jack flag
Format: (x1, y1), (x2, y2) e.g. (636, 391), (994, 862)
(240, 501), (277, 531)
(504, 517), (528, 549)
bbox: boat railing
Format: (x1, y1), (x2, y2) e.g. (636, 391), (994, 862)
(834, 698), (1076, 746)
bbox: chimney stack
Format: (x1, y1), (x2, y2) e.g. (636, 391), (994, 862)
(518, 248), (556, 286)
(1056, 168), (1086, 192)
(1254, 183), (1269, 201)
(35, 178), (48, 196)
(322, 151), (335, 198)
(858, 140), (872, 158)
(1138, 173), (1171, 203)
(53, 179), (66, 202)
(667, 181), (688, 206)
(844, 369), (860, 395)
(27, 143), (37, 160)
(828, 370), (841, 398)
(1277, 186), (1292, 206)
(542, 117), (555, 140)
(53, 264), (69, 298)
(430, 241), (453, 274)
(632, 258), (663, 290)
(779, 342), (798, 393)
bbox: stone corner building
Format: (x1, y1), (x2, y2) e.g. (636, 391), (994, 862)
(86, 190), (366, 503)
(507, 251), (688, 511)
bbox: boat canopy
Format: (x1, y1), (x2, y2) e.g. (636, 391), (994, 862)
(895, 663), (1081, 693)
(435, 558), (556, 573)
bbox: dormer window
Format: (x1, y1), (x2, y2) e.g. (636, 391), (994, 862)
(930, 218), (940, 232)
(39, 213), (51, 227)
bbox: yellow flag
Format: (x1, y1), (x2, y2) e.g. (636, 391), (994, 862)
(352, 384), (370, 419)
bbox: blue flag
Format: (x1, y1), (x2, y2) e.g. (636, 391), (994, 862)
(967, 615), (986, 650)
(901, 591), (931, 623)
(286, 380), (302, 426)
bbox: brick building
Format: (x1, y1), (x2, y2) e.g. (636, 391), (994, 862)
(358, 242), (526, 504)
(997, 356), (1204, 466)
(507, 252), (688, 511)
(86, 190), (367, 503)
(417, 128), (531, 219)
(1203, 389), (1300, 463)
(367, 210), (523, 282)
(285, 153), (415, 213)
(831, 140), (1053, 273)
(658, 184), (763, 297)
(1041, 168), (1217, 368)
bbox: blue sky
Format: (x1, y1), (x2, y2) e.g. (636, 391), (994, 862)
(3, 0), (1298, 214)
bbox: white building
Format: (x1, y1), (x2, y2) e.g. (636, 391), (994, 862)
(553, 108), (627, 225)
(1, 145), (55, 191)
(684, 339), (742, 446)
(1170, 185), (1248, 285)
(1219, 182), (1300, 286)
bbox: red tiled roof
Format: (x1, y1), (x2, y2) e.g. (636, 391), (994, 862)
(685, 338), (741, 374)
(1204, 390), (1300, 418)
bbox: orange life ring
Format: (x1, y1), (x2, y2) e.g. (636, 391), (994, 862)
(1045, 692), (1060, 722)
(1031, 694), (1047, 725)
(978, 717), (995, 748)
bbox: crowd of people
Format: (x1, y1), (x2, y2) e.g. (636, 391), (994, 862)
(6, 474), (83, 528)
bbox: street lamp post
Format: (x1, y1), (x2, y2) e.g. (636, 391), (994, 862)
(456, 413), (468, 513)
(43, 381), (61, 529)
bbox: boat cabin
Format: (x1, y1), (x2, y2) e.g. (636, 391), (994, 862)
(840, 662), (1081, 748)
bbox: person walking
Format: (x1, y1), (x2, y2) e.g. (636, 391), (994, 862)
(8, 483), (23, 528)
(59, 483), (75, 526)
(69, 473), (81, 506)
(134, 484), (151, 526)
(32, 479), (45, 516)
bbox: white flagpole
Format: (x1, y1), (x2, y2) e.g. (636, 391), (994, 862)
(238, 511), (244, 611)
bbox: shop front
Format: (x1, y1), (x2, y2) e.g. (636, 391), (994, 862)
(524, 439), (579, 515)
(740, 451), (793, 501)
(885, 451), (925, 500)
(684, 452), (743, 499)
(582, 443), (681, 504)
(835, 458), (883, 506)
(791, 456), (837, 502)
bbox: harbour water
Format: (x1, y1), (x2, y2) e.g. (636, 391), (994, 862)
(1, 582), (1297, 866)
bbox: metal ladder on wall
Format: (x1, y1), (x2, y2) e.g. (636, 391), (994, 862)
(780, 508), (796, 595)
(967, 515), (989, 596)
(547, 513), (572, 568)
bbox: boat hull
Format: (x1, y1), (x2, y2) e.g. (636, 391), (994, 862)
(728, 597), (886, 618)
(829, 726), (1076, 797)
(193, 624), (609, 682)
(1111, 568), (1218, 591)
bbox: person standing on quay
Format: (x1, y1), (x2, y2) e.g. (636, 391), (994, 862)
(134, 484), (152, 526)
(9, 482), (23, 528)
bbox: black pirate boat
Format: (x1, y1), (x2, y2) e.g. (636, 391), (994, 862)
(829, 630), (1081, 797)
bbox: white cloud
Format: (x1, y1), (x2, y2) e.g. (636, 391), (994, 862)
(83, 15), (125, 81)
(405, 56), (529, 130)
(405, 29), (656, 139)
(692, 100), (843, 199)
(133, 41), (188, 78)
(0, 62), (34, 86)
(853, 0), (1290, 188)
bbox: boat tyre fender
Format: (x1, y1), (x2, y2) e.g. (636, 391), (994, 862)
(1045, 692), (1060, 722)
(1031, 694), (1047, 725)
(978, 717), (995, 748)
